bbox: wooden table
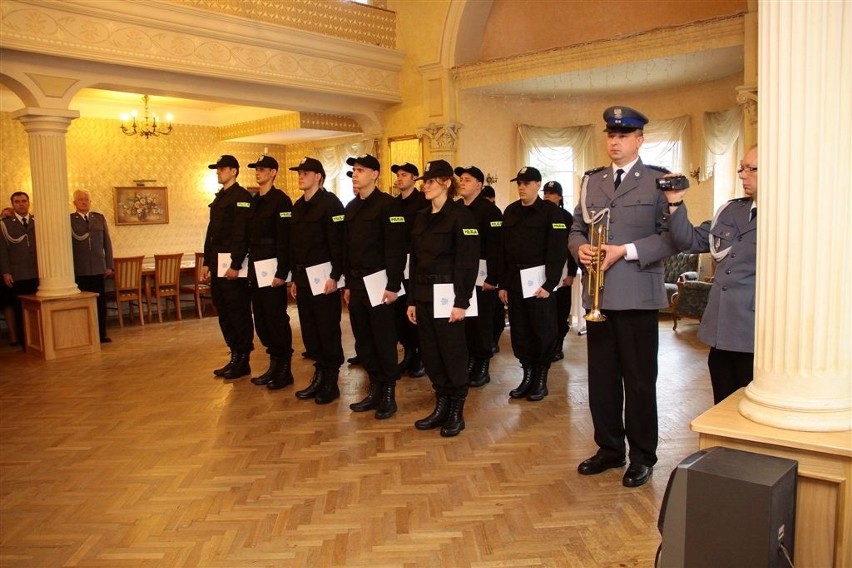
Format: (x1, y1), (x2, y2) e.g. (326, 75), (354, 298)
(140, 257), (196, 319)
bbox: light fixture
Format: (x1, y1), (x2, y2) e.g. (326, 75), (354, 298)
(120, 95), (173, 138)
(485, 172), (498, 185)
(689, 166), (701, 185)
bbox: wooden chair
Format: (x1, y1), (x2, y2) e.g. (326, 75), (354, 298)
(179, 252), (214, 319)
(112, 256), (145, 327)
(149, 253), (183, 323)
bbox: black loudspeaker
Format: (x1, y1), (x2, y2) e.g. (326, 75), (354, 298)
(656, 446), (797, 568)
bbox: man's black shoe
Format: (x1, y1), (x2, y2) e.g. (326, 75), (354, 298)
(551, 350), (563, 361)
(577, 454), (626, 475)
(622, 463), (652, 487)
(100, 337), (112, 344)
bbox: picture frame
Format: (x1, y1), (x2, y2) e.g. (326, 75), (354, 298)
(114, 186), (169, 225)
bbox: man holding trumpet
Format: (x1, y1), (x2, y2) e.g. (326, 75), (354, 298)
(568, 106), (678, 488)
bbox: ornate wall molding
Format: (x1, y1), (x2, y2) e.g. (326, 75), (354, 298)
(417, 123), (461, 153)
(453, 14), (744, 91)
(736, 84), (758, 127)
(1, 0), (403, 103)
(217, 112), (362, 141)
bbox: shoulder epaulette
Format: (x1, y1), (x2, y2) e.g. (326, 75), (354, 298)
(729, 196), (751, 203)
(646, 164), (671, 174)
(584, 166), (606, 176)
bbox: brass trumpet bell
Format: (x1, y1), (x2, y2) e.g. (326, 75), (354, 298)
(584, 308), (607, 322)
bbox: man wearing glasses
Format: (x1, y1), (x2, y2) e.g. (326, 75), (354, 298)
(665, 145), (759, 404)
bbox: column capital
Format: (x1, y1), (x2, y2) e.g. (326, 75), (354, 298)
(417, 122), (461, 154)
(10, 108), (80, 134)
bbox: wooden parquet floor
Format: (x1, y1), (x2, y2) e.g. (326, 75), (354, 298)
(0, 309), (713, 567)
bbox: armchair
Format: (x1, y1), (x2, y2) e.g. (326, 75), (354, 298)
(663, 252), (699, 310)
(670, 277), (711, 331)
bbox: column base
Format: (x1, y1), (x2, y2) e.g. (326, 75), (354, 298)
(740, 386), (852, 433)
(691, 389), (852, 568)
(19, 292), (101, 360)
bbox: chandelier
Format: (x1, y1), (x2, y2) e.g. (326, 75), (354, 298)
(120, 95), (173, 138)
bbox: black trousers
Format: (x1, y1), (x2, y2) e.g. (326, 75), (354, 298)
(506, 290), (557, 368)
(9, 278), (38, 347)
(493, 298), (506, 345)
(554, 284), (573, 342)
(708, 347), (754, 404)
(76, 274), (107, 340)
(586, 309), (659, 467)
(415, 299), (469, 398)
(295, 285), (343, 372)
(465, 287), (497, 360)
(394, 279), (419, 351)
(251, 284), (292, 359)
(348, 288), (399, 383)
(210, 276), (253, 353)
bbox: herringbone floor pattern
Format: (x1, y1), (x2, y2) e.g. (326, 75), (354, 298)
(0, 309), (712, 567)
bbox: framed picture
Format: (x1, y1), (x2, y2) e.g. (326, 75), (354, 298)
(114, 186), (169, 225)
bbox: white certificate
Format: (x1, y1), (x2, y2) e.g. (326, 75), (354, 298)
(305, 262), (345, 296)
(519, 264), (546, 298)
(403, 254), (410, 280)
(362, 269), (406, 307)
(217, 253), (248, 278)
(475, 258), (487, 287)
(253, 258), (277, 288)
(555, 261), (569, 289)
(433, 283), (478, 318)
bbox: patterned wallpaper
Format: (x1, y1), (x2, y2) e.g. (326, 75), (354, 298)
(0, 112), (289, 258)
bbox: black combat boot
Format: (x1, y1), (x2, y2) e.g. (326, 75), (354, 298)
(414, 395), (450, 430)
(374, 382), (397, 420)
(251, 356), (280, 385)
(469, 358), (491, 388)
(407, 349), (426, 378)
(509, 364), (534, 399)
(350, 380), (381, 412)
(440, 397), (466, 437)
(221, 353), (251, 380)
(314, 370), (340, 405)
(213, 351), (239, 377)
(266, 358), (294, 390)
(295, 367), (323, 399)
(526, 366), (550, 401)
(398, 347), (415, 374)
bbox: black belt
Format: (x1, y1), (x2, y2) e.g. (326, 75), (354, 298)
(415, 274), (452, 284)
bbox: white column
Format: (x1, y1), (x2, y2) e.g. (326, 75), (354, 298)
(739, 0), (852, 432)
(11, 108), (81, 298)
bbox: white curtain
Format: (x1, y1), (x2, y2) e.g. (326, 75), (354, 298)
(702, 106), (742, 181)
(315, 138), (375, 203)
(517, 124), (594, 203)
(640, 115), (690, 174)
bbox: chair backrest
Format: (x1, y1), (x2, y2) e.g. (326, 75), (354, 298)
(194, 252), (206, 285)
(664, 253), (699, 284)
(114, 256), (145, 293)
(154, 253), (184, 288)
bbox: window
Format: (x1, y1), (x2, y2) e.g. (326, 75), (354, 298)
(640, 115), (690, 174)
(517, 124), (594, 208)
(702, 107), (743, 209)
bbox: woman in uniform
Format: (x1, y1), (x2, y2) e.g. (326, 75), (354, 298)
(406, 160), (479, 437)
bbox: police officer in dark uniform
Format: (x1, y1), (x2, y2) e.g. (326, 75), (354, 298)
(243, 155), (295, 390)
(289, 157), (346, 405)
(455, 165), (503, 387)
(568, 106), (678, 488)
(0, 192), (38, 350)
(392, 162), (428, 378)
(541, 181), (580, 361)
(70, 189), (114, 343)
(202, 155), (254, 380)
(343, 154), (407, 419)
(406, 160), (479, 437)
(498, 167), (568, 402)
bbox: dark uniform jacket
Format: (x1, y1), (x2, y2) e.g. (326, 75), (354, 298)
(397, 189), (428, 252)
(500, 197), (568, 293)
(343, 188), (406, 293)
(290, 188), (345, 287)
(668, 198), (756, 352)
(408, 199), (480, 309)
(247, 187), (292, 281)
(0, 215), (38, 280)
(203, 182), (253, 271)
(555, 206), (580, 278)
(568, 160), (677, 310)
(70, 211), (113, 276)
(465, 193), (503, 287)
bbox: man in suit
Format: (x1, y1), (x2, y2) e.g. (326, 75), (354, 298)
(665, 146), (759, 404)
(70, 189), (114, 343)
(0, 191), (38, 349)
(568, 106), (678, 488)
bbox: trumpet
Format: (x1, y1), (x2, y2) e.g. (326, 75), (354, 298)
(583, 220), (607, 322)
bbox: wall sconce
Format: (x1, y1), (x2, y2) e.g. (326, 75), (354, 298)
(485, 173), (498, 185)
(689, 166), (701, 185)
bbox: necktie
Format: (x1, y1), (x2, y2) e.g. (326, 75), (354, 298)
(614, 168), (624, 190)
(21, 217), (28, 229)
(750, 208), (757, 222)
(84, 214), (89, 224)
